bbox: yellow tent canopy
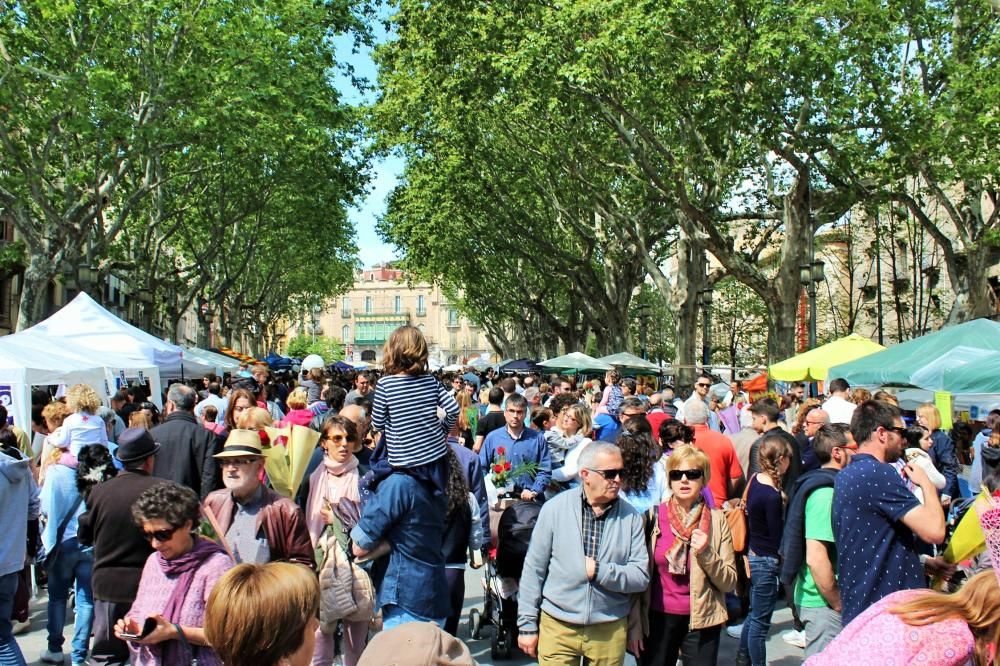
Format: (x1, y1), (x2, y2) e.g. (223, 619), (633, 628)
(769, 334), (885, 382)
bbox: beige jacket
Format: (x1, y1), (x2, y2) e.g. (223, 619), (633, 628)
(629, 507), (737, 637)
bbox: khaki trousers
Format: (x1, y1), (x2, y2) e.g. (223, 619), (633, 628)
(538, 611), (627, 665)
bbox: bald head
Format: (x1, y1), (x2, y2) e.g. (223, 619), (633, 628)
(339, 404), (367, 429)
(804, 408), (830, 437)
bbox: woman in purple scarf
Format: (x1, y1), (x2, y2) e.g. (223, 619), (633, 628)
(115, 482), (233, 666)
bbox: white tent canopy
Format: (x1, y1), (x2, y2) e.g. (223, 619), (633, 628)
(182, 346), (241, 378)
(0, 332), (163, 430)
(26, 292), (213, 379)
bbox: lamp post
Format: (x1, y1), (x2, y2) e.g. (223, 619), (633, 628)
(798, 259), (825, 351)
(637, 303), (651, 360)
(699, 288), (714, 366)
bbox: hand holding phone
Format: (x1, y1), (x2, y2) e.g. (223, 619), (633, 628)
(115, 616), (157, 641)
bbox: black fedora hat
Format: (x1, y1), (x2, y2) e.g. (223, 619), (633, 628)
(115, 427), (161, 463)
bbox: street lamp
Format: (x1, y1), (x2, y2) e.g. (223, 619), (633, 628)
(799, 259), (825, 350)
(699, 288), (714, 366)
(637, 303), (651, 360)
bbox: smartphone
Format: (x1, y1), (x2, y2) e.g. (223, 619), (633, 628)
(120, 617), (157, 640)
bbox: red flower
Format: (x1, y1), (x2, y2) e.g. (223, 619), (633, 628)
(493, 464), (504, 473)
(503, 461), (511, 471)
(496, 446), (507, 456)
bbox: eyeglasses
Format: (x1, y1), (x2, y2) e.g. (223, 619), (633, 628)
(586, 468), (624, 481)
(220, 457), (260, 467)
(668, 469), (705, 482)
(836, 443), (859, 451)
(695, 383), (712, 389)
(883, 426), (907, 437)
(322, 434), (349, 447)
(805, 420), (826, 426)
(143, 525), (181, 542)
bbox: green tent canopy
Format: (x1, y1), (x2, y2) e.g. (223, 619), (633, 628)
(769, 334), (885, 382)
(538, 352), (614, 372)
(596, 352), (663, 373)
(827, 319), (1000, 390)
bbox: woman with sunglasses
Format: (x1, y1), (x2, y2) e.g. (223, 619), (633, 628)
(628, 445), (736, 666)
(115, 482), (232, 666)
(305, 417), (369, 666)
(737, 433), (792, 666)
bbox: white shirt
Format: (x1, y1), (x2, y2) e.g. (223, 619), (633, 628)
(822, 395), (857, 425)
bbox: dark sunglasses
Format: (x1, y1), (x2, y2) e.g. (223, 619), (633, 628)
(695, 382), (712, 388)
(587, 468), (624, 481)
(884, 426), (907, 437)
(142, 525), (182, 542)
(669, 468), (705, 482)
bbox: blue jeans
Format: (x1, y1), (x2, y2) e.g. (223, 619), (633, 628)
(739, 554), (780, 666)
(381, 604), (445, 631)
(0, 571), (26, 666)
(45, 539), (94, 664)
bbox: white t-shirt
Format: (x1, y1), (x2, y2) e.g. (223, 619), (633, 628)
(50, 412), (108, 456)
(822, 395), (857, 425)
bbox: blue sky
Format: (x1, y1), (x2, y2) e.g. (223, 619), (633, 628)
(333, 26), (403, 268)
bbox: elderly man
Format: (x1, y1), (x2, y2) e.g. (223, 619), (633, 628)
(798, 407), (830, 473)
(685, 400), (743, 506)
(203, 430), (314, 569)
(150, 383), (220, 498)
(78, 429), (161, 666)
(517, 442), (649, 664)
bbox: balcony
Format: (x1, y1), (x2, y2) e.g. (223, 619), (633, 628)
(354, 310), (410, 322)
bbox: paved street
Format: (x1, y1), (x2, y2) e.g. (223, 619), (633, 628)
(14, 568), (805, 665)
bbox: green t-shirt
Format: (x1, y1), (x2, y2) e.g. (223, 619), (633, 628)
(794, 487), (837, 608)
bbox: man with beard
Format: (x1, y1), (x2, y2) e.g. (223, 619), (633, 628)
(832, 400), (946, 624)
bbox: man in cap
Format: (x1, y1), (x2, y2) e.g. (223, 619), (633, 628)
(78, 428), (162, 666)
(202, 430), (314, 569)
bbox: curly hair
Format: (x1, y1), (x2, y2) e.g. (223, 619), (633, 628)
(616, 430), (658, 494)
(42, 401), (71, 429)
(286, 387), (309, 411)
(131, 481), (202, 529)
(548, 393), (578, 417)
(444, 448), (470, 518)
(756, 433), (791, 501)
(66, 384), (101, 414)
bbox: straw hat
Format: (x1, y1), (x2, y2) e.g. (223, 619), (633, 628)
(213, 429), (265, 459)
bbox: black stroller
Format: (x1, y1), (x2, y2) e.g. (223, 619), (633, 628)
(468, 499), (541, 659)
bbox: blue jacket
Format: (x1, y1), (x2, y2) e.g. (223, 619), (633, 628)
(479, 426), (551, 495)
(351, 473), (450, 620)
(0, 449), (40, 577)
(778, 467), (838, 589)
(928, 429), (961, 499)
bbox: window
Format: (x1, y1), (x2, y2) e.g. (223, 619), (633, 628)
(365, 296), (372, 314)
(341, 325), (350, 343)
(417, 295), (426, 316)
(448, 308), (459, 326)
(394, 295), (401, 314)
(341, 297), (351, 317)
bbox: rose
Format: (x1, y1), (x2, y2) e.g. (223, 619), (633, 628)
(496, 446), (506, 456)
(493, 464), (504, 473)
(503, 461), (511, 471)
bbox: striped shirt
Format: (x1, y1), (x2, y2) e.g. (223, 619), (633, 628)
(371, 374), (460, 468)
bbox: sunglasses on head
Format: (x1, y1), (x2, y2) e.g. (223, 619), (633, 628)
(143, 525), (182, 542)
(586, 468), (624, 481)
(669, 468), (704, 482)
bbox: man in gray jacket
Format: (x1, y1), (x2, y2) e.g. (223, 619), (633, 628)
(517, 441), (649, 664)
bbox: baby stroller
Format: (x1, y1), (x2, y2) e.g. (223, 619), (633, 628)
(468, 499), (541, 659)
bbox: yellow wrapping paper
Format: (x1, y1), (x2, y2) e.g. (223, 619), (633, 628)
(263, 424), (320, 498)
(943, 490), (991, 564)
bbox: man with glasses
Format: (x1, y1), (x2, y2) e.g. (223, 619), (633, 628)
(798, 407), (830, 473)
(680, 373), (721, 432)
(478, 394), (551, 501)
(517, 442), (648, 664)
(203, 430), (314, 569)
(832, 400), (946, 624)
(779, 424), (854, 657)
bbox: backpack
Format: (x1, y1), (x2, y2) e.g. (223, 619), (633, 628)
(316, 518), (375, 632)
(606, 385), (624, 418)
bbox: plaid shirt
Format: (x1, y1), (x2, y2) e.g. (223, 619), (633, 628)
(581, 493), (616, 558)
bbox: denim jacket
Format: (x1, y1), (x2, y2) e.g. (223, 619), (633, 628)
(350, 473), (450, 620)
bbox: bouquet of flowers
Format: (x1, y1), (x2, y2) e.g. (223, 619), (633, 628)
(490, 446), (539, 489)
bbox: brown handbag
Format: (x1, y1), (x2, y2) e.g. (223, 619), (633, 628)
(723, 477), (752, 553)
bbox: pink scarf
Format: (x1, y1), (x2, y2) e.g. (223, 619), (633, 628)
(305, 455), (361, 546)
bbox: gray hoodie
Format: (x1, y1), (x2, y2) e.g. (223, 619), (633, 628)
(518, 487), (649, 633)
(0, 449), (40, 577)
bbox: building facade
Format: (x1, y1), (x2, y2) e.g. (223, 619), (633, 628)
(314, 266), (494, 366)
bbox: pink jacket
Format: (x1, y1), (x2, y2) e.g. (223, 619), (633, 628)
(805, 589), (974, 666)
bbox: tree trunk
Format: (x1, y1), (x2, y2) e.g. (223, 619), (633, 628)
(16, 253), (57, 331)
(674, 236), (702, 392)
(949, 240), (996, 323)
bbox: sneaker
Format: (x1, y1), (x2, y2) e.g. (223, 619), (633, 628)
(12, 619), (30, 635)
(782, 629), (806, 649)
(39, 649), (65, 664)
(726, 623), (744, 639)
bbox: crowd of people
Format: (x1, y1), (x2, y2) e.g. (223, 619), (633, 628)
(1, 324), (1000, 666)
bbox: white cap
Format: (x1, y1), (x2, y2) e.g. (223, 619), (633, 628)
(301, 354), (325, 372)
